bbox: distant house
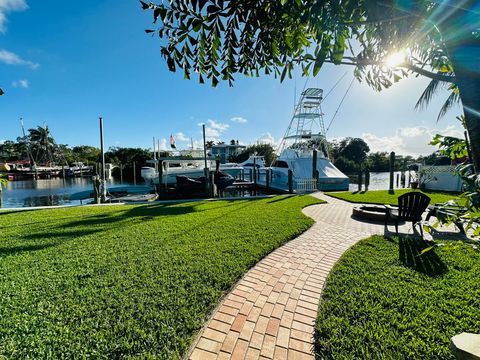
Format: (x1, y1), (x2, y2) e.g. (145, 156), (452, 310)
(210, 143), (246, 163)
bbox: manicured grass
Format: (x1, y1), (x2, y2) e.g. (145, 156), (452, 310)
(315, 235), (480, 359)
(0, 196), (321, 358)
(327, 189), (463, 206)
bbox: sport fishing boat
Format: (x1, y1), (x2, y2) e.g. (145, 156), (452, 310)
(266, 88), (349, 192)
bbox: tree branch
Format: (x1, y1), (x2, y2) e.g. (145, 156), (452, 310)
(405, 64), (456, 83)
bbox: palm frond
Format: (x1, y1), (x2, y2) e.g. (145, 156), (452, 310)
(415, 78), (442, 111)
(437, 90), (460, 122)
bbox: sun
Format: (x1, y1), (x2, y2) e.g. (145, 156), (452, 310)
(385, 51), (406, 68)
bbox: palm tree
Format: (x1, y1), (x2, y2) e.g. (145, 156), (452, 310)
(415, 75), (460, 122)
(205, 140), (215, 149)
(28, 125), (57, 165)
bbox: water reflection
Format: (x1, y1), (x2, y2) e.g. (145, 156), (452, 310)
(1, 178), (124, 209)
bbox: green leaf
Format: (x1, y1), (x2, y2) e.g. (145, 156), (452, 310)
(419, 245), (435, 256)
(331, 34), (346, 65)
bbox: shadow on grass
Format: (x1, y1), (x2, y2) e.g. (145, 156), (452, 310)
(62, 203), (204, 228)
(0, 243), (56, 257)
(265, 196), (291, 204)
(388, 190), (396, 195)
(399, 236), (447, 277)
(22, 229), (102, 241)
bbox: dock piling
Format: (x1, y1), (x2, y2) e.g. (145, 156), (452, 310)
(314, 169), (320, 190)
(133, 161), (137, 186)
(312, 149), (318, 179)
(389, 152), (395, 191)
(288, 170), (294, 194)
(266, 169), (270, 190)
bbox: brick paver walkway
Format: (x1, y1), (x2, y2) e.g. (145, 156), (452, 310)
(187, 193), (445, 359)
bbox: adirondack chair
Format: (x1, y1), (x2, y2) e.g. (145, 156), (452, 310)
(385, 192), (431, 235)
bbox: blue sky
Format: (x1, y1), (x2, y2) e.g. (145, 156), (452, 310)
(0, 0), (464, 156)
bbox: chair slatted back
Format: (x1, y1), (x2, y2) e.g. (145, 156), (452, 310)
(398, 192), (431, 222)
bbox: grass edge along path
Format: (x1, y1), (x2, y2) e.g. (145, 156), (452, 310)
(0, 195), (322, 359)
(326, 189), (463, 206)
(315, 235), (480, 359)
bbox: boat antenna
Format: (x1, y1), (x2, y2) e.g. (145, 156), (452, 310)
(326, 76), (355, 133)
(323, 71), (348, 101)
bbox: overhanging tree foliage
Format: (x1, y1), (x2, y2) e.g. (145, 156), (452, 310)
(141, 0), (480, 172)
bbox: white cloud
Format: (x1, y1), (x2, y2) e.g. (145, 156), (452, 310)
(175, 132), (188, 142)
(0, 49), (39, 69)
(363, 125), (464, 157)
(256, 132), (276, 145)
(0, 0), (27, 33)
(12, 78), (28, 88)
(197, 119), (229, 140)
(231, 116), (248, 124)
(158, 138), (167, 150)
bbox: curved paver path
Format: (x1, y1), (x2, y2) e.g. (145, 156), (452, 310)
(187, 193), (424, 359)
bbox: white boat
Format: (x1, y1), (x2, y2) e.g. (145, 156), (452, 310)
(141, 158), (243, 186)
(221, 156), (266, 170)
(263, 88), (349, 192)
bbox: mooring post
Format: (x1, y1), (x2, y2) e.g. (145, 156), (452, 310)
(202, 124), (209, 194)
(120, 164), (123, 184)
(358, 170), (363, 192)
(209, 170), (216, 197)
(365, 170), (370, 191)
(93, 175), (101, 204)
(99, 117), (107, 203)
(249, 168), (253, 182)
(288, 169), (294, 194)
(314, 169), (320, 190)
(389, 151), (395, 191)
(312, 149), (318, 179)
(133, 161), (136, 185)
(266, 169), (270, 190)
(396, 173), (400, 188)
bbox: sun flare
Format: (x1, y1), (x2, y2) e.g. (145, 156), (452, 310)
(385, 51), (406, 68)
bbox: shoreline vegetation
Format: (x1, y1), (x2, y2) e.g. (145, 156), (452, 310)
(0, 195), (321, 358)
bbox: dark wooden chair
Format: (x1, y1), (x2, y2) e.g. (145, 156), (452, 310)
(385, 192), (431, 236)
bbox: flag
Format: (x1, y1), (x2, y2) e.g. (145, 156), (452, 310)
(170, 134), (176, 149)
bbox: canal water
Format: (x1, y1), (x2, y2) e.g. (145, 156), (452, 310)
(348, 171), (416, 192)
(0, 178), (125, 209)
(0, 171), (415, 209)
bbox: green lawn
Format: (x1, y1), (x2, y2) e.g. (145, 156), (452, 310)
(0, 196), (321, 359)
(315, 235), (480, 359)
(327, 189), (463, 206)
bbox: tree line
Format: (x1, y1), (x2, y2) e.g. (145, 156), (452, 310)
(329, 137), (452, 175)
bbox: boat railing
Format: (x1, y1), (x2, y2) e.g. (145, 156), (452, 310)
(294, 178), (318, 193)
